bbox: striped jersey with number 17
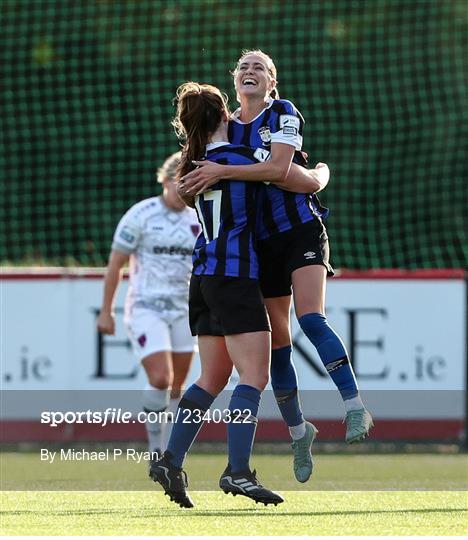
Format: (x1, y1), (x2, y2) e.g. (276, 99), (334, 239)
(229, 98), (329, 240)
(192, 142), (266, 279)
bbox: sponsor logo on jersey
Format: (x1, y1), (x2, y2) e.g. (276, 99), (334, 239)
(283, 126), (298, 135)
(253, 148), (271, 162)
(119, 226), (136, 243)
(280, 114), (300, 129)
(280, 114), (300, 136)
(304, 251), (316, 259)
(258, 126), (272, 144)
(153, 245), (193, 256)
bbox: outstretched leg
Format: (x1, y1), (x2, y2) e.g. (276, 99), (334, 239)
(292, 265), (373, 443)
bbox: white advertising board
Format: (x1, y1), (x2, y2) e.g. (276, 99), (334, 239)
(1, 270), (465, 420)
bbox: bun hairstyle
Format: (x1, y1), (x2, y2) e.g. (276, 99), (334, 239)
(234, 49), (279, 99)
(172, 82), (229, 179)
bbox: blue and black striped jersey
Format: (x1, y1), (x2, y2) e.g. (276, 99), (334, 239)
(192, 143), (264, 279)
(228, 98), (328, 240)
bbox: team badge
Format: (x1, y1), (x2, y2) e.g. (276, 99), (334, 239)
(258, 126), (271, 144)
(137, 334), (147, 347)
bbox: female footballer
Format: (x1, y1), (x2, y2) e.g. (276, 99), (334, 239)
(97, 152), (199, 458)
(179, 50), (373, 483)
(149, 82), (285, 508)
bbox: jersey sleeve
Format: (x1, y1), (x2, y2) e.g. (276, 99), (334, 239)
(269, 100), (304, 150)
(111, 206), (142, 254)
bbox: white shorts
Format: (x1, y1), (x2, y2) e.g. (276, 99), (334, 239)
(125, 306), (196, 361)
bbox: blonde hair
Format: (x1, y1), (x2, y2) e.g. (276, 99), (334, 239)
(156, 151), (182, 183)
(233, 49), (279, 99)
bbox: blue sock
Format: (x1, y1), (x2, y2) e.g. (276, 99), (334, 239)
(270, 345), (304, 427)
(227, 384), (261, 473)
(166, 383), (215, 468)
(298, 313), (359, 401)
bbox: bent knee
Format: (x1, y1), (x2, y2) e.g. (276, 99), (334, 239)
(270, 323), (291, 349)
(196, 374), (230, 396)
(240, 371), (269, 392)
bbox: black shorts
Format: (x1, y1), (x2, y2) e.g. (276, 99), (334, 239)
(189, 275), (271, 336)
(258, 218), (335, 298)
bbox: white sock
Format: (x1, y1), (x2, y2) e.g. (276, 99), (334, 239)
(289, 421), (307, 441)
(344, 395), (364, 413)
(160, 397), (179, 451)
(142, 384), (170, 453)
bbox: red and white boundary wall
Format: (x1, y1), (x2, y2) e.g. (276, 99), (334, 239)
(1, 268), (466, 442)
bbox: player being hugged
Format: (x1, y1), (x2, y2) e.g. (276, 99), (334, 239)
(180, 50), (373, 483)
(149, 82), (285, 509)
(97, 152), (199, 460)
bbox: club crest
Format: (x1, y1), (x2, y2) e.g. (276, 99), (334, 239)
(258, 126), (271, 144)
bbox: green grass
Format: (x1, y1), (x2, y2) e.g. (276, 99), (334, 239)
(1, 491), (467, 536)
(1, 452), (466, 490)
(1, 453), (467, 535)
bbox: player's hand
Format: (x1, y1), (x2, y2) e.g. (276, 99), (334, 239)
(180, 161), (224, 195)
(314, 162), (330, 181)
(176, 181), (195, 208)
(309, 162), (330, 192)
(97, 311), (115, 335)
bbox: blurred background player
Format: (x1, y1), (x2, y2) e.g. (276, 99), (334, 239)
(150, 82), (286, 508)
(97, 152), (200, 458)
(180, 50), (373, 483)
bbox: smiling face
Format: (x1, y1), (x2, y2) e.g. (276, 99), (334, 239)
(234, 53), (277, 102)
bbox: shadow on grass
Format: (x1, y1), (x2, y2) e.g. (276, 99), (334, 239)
(1, 508), (467, 518)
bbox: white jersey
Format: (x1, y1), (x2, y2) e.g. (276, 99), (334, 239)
(112, 196), (200, 320)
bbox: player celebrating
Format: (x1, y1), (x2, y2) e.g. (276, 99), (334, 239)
(149, 82), (288, 509)
(97, 152), (199, 458)
(180, 50), (373, 482)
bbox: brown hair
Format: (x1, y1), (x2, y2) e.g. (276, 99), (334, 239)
(172, 82), (229, 178)
(233, 49), (279, 99)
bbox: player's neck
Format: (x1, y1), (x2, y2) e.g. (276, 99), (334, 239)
(239, 97), (269, 123)
(209, 121), (229, 144)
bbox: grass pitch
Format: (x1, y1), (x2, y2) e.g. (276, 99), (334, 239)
(1, 453), (467, 535)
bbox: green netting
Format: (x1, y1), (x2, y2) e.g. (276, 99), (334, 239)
(1, 0), (467, 268)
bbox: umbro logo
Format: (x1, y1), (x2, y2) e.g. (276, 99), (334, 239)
(304, 251), (316, 259)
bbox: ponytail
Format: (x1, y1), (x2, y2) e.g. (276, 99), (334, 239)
(172, 82), (229, 179)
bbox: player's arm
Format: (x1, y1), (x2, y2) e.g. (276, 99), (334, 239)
(97, 250), (129, 335)
(180, 142), (295, 195)
(277, 162), (330, 193)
